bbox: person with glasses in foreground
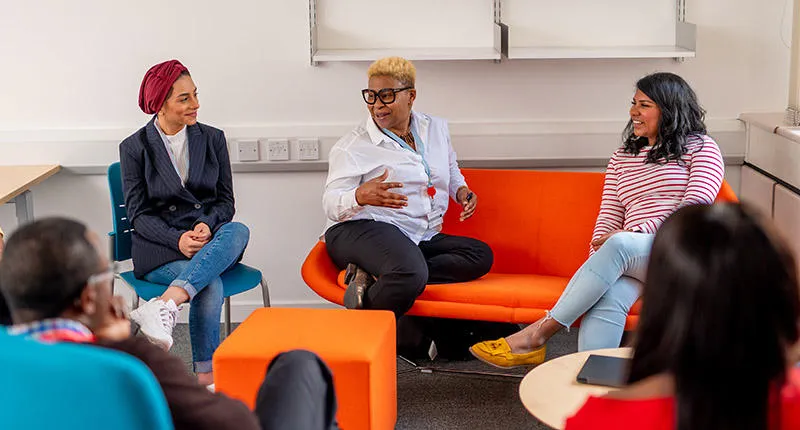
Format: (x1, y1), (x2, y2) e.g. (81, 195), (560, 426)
(0, 218), (339, 430)
(565, 203), (800, 430)
(323, 56), (493, 317)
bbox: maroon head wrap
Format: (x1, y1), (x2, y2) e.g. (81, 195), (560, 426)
(138, 60), (189, 114)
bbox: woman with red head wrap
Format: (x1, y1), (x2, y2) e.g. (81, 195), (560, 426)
(119, 60), (250, 385)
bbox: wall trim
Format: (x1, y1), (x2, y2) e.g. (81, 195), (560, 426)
(64, 155), (746, 175)
(0, 118), (744, 143)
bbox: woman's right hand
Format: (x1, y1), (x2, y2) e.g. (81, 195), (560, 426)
(591, 229), (625, 251)
(179, 230), (206, 258)
(355, 169), (408, 208)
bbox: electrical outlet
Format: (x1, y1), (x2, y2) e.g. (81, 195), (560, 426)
(298, 138), (320, 160)
(265, 138), (289, 161)
(236, 140), (260, 162)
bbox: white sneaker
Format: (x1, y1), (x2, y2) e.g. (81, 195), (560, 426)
(130, 298), (178, 350)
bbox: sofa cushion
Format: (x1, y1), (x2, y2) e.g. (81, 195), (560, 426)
(337, 271), (642, 316)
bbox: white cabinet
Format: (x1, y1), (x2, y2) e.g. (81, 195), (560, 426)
(739, 165), (800, 266)
(774, 184), (800, 262)
(739, 165), (775, 217)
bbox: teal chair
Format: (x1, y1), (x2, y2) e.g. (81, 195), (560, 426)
(107, 162), (270, 336)
(0, 330), (173, 430)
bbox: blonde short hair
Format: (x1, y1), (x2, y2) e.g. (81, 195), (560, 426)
(367, 57), (416, 87)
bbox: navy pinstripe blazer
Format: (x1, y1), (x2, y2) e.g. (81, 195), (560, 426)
(119, 118), (235, 277)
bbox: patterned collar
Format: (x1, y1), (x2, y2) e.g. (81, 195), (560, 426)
(8, 318), (95, 343)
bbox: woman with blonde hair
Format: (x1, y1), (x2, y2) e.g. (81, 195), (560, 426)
(322, 57), (493, 317)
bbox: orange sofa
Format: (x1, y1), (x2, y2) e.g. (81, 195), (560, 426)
(302, 169), (738, 330)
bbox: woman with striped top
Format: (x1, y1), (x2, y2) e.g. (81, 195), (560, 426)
(470, 72), (725, 368)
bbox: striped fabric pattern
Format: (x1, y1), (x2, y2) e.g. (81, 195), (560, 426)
(8, 318), (95, 343)
(592, 135), (725, 244)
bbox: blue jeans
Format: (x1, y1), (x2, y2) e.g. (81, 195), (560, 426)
(549, 232), (654, 351)
(144, 221), (250, 372)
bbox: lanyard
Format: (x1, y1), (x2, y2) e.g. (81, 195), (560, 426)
(382, 125), (436, 198)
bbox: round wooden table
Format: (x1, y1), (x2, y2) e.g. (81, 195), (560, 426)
(518, 347), (632, 429)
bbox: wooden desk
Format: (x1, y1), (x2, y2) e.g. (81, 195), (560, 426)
(519, 347), (632, 429)
(0, 165), (61, 225)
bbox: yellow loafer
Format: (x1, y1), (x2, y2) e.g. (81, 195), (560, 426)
(469, 338), (547, 368)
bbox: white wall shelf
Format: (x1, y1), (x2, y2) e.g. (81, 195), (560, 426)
(506, 45), (696, 60)
(499, 0), (696, 61)
(309, 0), (502, 65)
(308, 0), (696, 64)
(312, 47), (502, 63)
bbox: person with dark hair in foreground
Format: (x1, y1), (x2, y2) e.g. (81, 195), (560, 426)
(565, 203), (800, 430)
(0, 218), (338, 430)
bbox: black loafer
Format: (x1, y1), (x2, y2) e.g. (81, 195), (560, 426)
(343, 263), (372, 310)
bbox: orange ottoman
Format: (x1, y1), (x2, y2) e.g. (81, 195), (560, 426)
(213, 308), (397, 430)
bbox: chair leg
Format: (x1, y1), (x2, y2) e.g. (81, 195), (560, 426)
(223, 296), (232, 337)
(260, 277), (271, 307)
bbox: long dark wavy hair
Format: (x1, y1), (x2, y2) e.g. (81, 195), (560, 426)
(622, 72), (707, 164)
(629, 204), (800, 430)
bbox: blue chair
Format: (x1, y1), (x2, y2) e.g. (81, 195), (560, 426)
(0, 330), (173, 430)
(107, 162), (270, 336)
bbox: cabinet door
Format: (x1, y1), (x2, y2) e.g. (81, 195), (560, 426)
(739, 166), (775, 217)
(773, 184), (800, 263)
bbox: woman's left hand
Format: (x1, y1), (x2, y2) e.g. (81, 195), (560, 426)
(457, 187), (478, 221)
(191, 222), (212, 243)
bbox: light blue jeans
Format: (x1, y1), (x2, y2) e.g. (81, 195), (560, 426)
(549, 232), (654, 351)
(144, 221), (250, 372)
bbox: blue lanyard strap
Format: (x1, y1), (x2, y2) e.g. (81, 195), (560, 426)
(382, 126), (432, 187)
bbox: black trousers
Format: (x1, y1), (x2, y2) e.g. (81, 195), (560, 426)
(0, 292), (10, 326)
(325, 220), (493, 317)
(255, 350), (338, 430)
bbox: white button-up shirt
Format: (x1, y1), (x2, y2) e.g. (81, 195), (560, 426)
(323, 111), (467, 244)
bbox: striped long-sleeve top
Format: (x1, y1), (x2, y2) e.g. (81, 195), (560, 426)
(591, 134), (724, 249)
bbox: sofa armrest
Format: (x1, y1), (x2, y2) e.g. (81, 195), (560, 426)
(301, 241), (346, 306)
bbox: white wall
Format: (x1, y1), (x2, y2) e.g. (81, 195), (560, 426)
(0, 0), (793, 319)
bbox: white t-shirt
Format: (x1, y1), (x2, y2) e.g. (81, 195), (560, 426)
(154, 118), (189, 185)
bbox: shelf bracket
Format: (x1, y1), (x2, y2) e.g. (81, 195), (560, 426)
(494, 0), (508, 61)
(674, 0), (694, 62)
(309, 0), (319, 66)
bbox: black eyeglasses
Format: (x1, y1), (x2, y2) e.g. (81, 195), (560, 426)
(361, 87), (413, 105)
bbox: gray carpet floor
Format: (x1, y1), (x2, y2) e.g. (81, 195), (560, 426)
(171, 324), (579, 429)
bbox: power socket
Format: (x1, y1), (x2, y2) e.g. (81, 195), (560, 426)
(298, 138), (320, 160)
(265, 139), (289, 161)
(236, 140), (260, 162)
